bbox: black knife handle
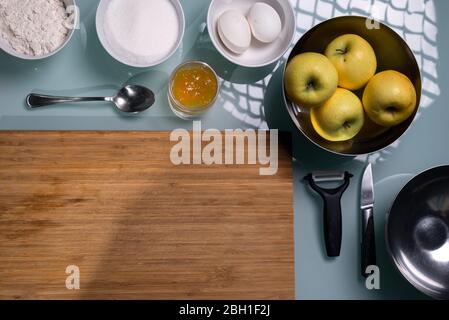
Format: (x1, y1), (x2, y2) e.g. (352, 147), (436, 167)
(323, 195), (343, 257)
(361, 207), (376, 277)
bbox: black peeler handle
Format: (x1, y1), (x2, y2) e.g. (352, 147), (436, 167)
(322, 193), (343, 257)
(304, 172), (352, 258)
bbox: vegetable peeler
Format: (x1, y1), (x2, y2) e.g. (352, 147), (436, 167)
(304, 171), (353, 257)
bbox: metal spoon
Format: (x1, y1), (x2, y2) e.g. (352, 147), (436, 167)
(26, 85), (155, 114)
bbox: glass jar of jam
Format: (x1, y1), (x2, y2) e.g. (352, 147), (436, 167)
(168, 61), (219, 119)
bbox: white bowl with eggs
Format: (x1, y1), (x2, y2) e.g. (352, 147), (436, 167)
(207, 0), (296, 68)
(0, 0), (77, 60)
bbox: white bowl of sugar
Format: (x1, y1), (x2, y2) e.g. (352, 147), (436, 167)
(0, 0), (78, 60)
(96, 0), (185, 68)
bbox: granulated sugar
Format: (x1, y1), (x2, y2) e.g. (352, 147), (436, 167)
(104, 0), (180, 65)
(0, 0), (70, 56)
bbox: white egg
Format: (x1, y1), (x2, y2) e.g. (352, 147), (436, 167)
(217, 10), (251, 54)
(247, 2), (282, 43)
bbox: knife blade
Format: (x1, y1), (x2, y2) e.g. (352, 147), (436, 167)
(361, 164), (374, 209)
(361, 164), (376, 278)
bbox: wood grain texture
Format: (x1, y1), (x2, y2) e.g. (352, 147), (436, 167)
(0, 131), (294, 300)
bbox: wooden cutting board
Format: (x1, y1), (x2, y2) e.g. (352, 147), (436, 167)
(0, 131), (293, 300)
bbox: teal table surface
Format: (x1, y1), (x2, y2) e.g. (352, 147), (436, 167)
(1, 0), (448, 299)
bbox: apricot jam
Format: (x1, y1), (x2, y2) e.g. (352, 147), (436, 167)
(171, 62), (219, 109)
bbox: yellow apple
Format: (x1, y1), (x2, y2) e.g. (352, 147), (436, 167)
(363, 70), (417, 127)
(325, 34), (377, 90)
(311, 88), (365, 142)
(284, 52), (338, 108)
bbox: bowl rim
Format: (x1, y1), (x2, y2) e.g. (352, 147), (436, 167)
(207, 0), (296, 68)
(282, 15), (423, 157)
(0, 0), (78, 60)
(385, 165), (449, 300)
(95, 0), (185, 68)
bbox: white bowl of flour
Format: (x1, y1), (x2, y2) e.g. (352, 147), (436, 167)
(96, 0), (185, 68)
(0, 0), (78, 60)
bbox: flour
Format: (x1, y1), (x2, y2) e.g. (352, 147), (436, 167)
(104, 0), (181, 65)
(0, 0), (70, 56)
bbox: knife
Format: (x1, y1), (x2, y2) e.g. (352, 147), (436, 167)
(361, 163), (376, 278)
